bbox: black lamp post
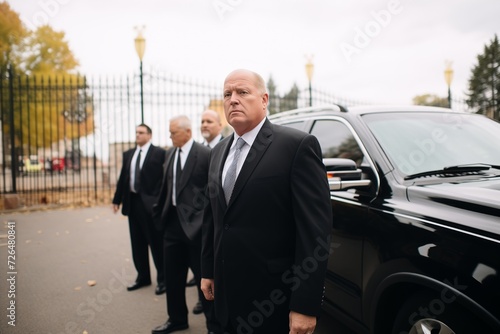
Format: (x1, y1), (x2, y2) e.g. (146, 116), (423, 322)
(444, 61), (453, 109)
(305, 56), (314, 107)
(134, 26), (146, 123)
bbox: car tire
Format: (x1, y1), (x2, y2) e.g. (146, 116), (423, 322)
(390, 290), (488, 334)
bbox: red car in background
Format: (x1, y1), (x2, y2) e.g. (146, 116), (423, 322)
(45, 157), (65, 173)
(51, 157), (65, 172)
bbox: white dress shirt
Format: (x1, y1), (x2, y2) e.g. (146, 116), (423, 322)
(222, 118), (266, 184)
(204, 134), (223, 149)
(172, 138), (194, 206)
(130, 141), (151, 193)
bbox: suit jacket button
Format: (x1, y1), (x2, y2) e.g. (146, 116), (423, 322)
(224, 224), (230, 230)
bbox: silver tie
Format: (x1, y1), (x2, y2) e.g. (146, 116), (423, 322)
(223, 138), (245, 204)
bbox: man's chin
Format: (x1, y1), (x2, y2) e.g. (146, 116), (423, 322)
(228, 114), (246, 124)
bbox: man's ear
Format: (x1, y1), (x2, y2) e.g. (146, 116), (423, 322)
(262, 93), (269, 110)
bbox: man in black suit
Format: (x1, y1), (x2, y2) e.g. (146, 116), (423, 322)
(152, 116), (222, 334)
(112, 124), (166, 295)
(201, 69), (332, 334)
(187, 108), (225, 316)
(201, 109), (224, 148)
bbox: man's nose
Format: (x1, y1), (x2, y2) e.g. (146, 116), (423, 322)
(229, 92), (239, 104)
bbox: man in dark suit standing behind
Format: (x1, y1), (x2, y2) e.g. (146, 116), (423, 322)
(201, 69), (332, 334)
(152, 116), (221, 334)
(112, 124), (166, 295)
(187, 108), (225, 316)
(201, 109), (224, 148)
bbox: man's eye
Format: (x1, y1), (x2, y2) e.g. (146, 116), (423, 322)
(223, 92), (231, 98)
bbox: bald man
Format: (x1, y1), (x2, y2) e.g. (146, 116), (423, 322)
(201, 69), (332, 334)
(185, 109), (225, 316)
(200, 109), (224, 148)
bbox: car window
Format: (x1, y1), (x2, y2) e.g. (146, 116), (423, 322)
(310, 120), (364, 167)
(363, 112), (500, 175)
(281, 121), (306, 132)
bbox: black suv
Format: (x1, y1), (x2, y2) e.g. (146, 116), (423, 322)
(269, 105), (500, 334)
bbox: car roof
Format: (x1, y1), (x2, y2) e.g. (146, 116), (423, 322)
(268, 104), (462, 121)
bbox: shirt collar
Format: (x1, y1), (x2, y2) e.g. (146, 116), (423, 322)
(137, 141), (152, 153)
(206, 134), (222, 148)
(233, 117), (266, 148)
(179, 138), (194, 154)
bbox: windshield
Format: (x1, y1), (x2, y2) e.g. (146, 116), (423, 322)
(362, 112), (500, 176)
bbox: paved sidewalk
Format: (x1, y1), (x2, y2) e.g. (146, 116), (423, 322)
(0, 206), (206, 334)
(0, 206), (353, 334)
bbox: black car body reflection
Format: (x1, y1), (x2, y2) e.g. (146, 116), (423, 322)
(269, 105), (500, 334)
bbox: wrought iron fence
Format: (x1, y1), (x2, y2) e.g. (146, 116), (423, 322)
(0, 67), (472, 210)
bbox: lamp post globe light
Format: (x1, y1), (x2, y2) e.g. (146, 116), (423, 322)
(134, 26), (146, 123)
(305, 55), (314, 107)
(444, 60), (454, 109)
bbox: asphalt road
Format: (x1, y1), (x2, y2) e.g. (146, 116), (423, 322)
(0, 206), (355, 334)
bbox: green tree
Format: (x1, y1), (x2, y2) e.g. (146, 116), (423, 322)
(413, 94), (448, 107)
(267, 75), (279, 115)
(281, 83), (299, 111)
(466, 34), (500, 120)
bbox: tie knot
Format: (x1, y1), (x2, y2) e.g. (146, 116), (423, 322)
(235, 137), (245, 150)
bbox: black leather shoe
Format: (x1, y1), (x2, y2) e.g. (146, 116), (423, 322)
(186, 277), (196, 287)
(192, 300), (203, 314)
(155, 283), (166, 295)
(152, 321), (188, 334)
(127, 281), (151, 291)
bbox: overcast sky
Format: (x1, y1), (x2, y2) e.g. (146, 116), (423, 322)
(9, 0), (500, 104)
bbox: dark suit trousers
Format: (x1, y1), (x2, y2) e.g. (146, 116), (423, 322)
(163, 208), (221, 332)
(129, 193), (164, 284)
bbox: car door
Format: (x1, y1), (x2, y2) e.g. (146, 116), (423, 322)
(308, 118), (376, 322)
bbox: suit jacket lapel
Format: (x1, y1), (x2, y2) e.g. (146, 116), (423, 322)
(227, 119), (273, 207)
(164, 148), (175, 176)
(139, 144), (154, 177)
(126, 149), (134, 169)
(217, 136), (233, 209)
(163, 148), (175, 205)
(142, 144), (153, 167)
(177, 143), (197, 196)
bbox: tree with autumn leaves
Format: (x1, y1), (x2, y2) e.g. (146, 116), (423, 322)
(1, 2), (93, 157)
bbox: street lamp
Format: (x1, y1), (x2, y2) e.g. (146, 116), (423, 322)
(134, 26), (146, 123)
(305, 55), (314, 107)
(444, 60), (453, 109)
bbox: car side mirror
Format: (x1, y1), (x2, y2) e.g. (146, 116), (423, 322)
(323, 158), (371, 191)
